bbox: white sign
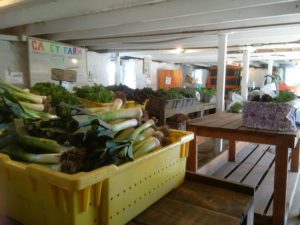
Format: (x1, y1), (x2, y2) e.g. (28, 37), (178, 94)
(28, 37), (88, 87)
(165, 76), (172, 85)
(5, 71), (24, 84)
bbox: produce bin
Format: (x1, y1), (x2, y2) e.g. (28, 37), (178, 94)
(0, 130), (193, 225)
(78, 97), (113, 108)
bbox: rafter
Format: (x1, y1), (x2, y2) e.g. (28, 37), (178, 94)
(47, 1), (300, 41)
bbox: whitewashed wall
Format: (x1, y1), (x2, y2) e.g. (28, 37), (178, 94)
(86, 51), (115, 86)
(248, 67), (268, 88)
(0, 40), (29, 87)
(119, 58), (181, 89)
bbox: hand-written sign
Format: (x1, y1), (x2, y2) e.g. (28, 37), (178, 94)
(31, 39), (83, 56)
(28, 38), (88, 87)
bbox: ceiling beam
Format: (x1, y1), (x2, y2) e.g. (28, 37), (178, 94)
(71, 25), (300, 47)
(21, 0), (295, 35)
(88, 35), (300, 52)
(0, 0), (167, 29)
(47, 1), (300, 41)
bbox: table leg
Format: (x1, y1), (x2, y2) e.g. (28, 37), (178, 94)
(186, 127), (198, 172)
(291, 140), (300, 172)
(229, 140), (237, 162)
(273, 144), (289, 225)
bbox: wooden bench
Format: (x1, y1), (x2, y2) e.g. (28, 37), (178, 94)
(128, 172), (255, 225)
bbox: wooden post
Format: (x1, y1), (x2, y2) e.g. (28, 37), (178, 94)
(229, 139), (236, 161)
(291, 140), (300, 172)
(187, 126), (198, 172)
(273, 143), (289, 225)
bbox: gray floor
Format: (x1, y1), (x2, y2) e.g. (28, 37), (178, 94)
(288, 179), (300, 225)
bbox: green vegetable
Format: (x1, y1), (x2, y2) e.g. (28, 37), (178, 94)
(75, 84), (115, 103)
(230, 102), (243, 113)
(1, 145), (61, 164)
(19, 101), (45, 112)
(134, 127), (155, 144)
(31, 82), (80, 106)
(133, 137), (161, 158)
(15, 119), (71, 153)
(274, 90), (296, 103)
(0, 80), (44, 104)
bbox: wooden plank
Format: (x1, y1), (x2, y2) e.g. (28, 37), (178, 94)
(165, 103), (216, 118)
(188, 112), (237, 127)
(132, 197), (241, 225)
(242, 151), (275, 187)
(266, 167), (300, 217)
(213, 143), (258, 178)
(254, 161), (275, 215)
(204, 113), (242, 129)
(167, 180), (253, 219)
(197, 148), (229, 175)
(186, 173), (254, 196)
(222, 119), (243, 129)
(197, 139), (249, 175)
(226, 145), (269, 183)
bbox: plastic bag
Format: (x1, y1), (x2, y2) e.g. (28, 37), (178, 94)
(228, 92), (244, 113)
(260, 75), (279, 98)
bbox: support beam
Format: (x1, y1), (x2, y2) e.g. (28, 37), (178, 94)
(72, 26), (300, 48)
(17, 0), (296, 35)
(268, 60), (274, 75)
(241, 48), (251, 100)
(216, 33), (228, 112)
(47, 1), (300, 41)
(215, 33), (228, 152)
(115, 53), (121, 85)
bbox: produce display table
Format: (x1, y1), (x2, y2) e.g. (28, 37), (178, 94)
(148, 102), (216, 125)
(129, 172), (254, 225)
(187, 112), (300, 225)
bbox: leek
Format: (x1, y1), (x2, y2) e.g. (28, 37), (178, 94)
(111, 119), (138, 133)
(19, 101), (45, 112)
(15, 119), (71, 153)
(134, 127), (155, 144)
(98, 108), (143, 121)
(111, 98), (123, 110)
(133, 137), (161, 158)
(1, 146), (61, 164)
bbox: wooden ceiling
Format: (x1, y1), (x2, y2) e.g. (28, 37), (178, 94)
(1, 0), (300, 65)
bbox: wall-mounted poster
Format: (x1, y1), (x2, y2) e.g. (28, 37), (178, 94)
(28, 37), (88, 87)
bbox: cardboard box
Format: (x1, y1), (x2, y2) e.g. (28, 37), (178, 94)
(51, 68), (77, 82)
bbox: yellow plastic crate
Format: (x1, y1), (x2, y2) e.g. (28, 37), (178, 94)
(0, 130), (193, 225)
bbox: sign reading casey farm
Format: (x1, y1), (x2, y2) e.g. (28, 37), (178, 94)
(28, 38), (88, 87)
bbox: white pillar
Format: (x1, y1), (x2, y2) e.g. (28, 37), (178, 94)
(115, 52), (121, 85)
(268, 60), (273, 75)
(215, 33), (228, 152)
(241, 49), (251, 100)
(216, 33), (228, 112)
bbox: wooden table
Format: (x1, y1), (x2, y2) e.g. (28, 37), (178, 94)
(187, 112), (300, 225)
